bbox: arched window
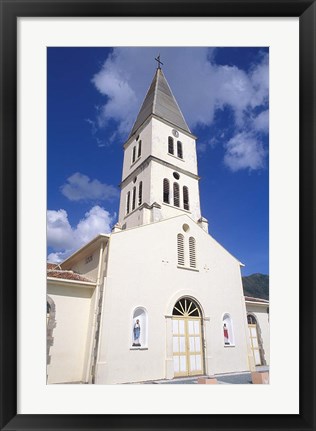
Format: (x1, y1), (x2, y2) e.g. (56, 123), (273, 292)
(247, 314), (257, 324)
(183, 186), (189, 210)
(189, 237), (196, 268)
(132, 186), (136, 210)
(172, 298), (201, 317)
(132, 146), (136, 163)
(138, 140), (142, 158)
(168, 136), (174, 155)
(138, 181), (143, 206)
(223, 313), (235, 346)
(177, 234), (185, 266)
(126, 191), (130, 214)
(177, 141), (183, 159)
(173, 182), (180, 207)
(163, 179), (170, 204)
(132, 307), (148, 348)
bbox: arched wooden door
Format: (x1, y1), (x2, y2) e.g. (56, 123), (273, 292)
(172, 298), (204, 377)
(247, 314), (262, 366)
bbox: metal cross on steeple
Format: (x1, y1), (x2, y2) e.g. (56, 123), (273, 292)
(155, 54), (163, 69)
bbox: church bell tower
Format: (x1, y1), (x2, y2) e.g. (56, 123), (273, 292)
(117, 58), (208, 232)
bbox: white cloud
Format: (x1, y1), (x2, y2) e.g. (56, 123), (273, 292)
(252, 110), (269, 133)
(92, 48), (268, 131)
(60, 172), (118, 202)
(92, 48), (269, 171)
(47, 209), (74, 250)
(47, 251), (68, 264)
(224, 132), (266, 172)
(47, 205), (115, 262)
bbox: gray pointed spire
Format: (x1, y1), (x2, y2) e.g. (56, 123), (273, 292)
(129, 68), (191, 138)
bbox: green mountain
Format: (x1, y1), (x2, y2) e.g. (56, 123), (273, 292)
(242, 273), (269, 300)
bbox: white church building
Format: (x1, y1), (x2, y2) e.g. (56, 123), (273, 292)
(47, 64), (269, 384)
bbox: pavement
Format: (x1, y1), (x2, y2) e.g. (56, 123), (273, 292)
(140, 366), (269, 385)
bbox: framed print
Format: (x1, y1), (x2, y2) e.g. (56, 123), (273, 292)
(0, 1), (315, 430)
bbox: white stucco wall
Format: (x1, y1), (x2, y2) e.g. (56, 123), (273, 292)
(151, 118), (198, 175)
(95, 215), (250, 384)
(246, 303), (270, 365)
(47, 282), (95, 384)
(70, 248), (100, 281)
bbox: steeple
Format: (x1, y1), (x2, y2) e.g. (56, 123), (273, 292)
(118, 64), (207, 233)
(129, 66), (191, 139)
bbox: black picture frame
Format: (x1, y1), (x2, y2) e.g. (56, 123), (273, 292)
(0, 1), (315, 430)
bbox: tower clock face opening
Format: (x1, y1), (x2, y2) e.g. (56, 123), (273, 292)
(172, 129), (179, 138)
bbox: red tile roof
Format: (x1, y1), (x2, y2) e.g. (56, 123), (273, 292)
(47, 269), (94, 283)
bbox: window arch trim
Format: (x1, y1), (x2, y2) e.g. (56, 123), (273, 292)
(172, 297), (202, 317)
(247, 313), (258, 325)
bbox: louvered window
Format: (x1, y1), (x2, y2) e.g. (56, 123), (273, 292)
(126, 191), (131, 214)
(168, 136), (174, 155)
(173, 182), (180, 207)
(183, 186), (189, 210)
(132, 146), (136, 163)
(138, 181), (143, 205)
(177, 234), (185, 266)
(189, 236), (196, 268)
(138, 140), (142, 158)
(163, 179), (170, 204)
(177, 141), (183, 159)
(132, 186), (136, 210)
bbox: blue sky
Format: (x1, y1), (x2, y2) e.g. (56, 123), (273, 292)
(47, 47), (269, 276)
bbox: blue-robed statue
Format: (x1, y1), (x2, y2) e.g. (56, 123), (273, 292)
(133, 319), (141, 346)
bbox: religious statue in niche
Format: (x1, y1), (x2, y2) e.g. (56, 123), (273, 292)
(223, 323), (230, 345)
(133, 319), (141, 346)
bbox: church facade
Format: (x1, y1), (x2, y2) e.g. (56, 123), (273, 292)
(47, 65), (269, 384)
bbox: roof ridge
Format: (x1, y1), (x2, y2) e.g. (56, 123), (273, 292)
(158, 68), (190, 133)
(128, 67), (191, 138)
(152, 68), (159, 114)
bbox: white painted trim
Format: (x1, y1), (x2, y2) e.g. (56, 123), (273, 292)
(47, 277), (96, 288)
(177, 265), (199, 272)
(245, 300), (269, 306)
(167, 152), (185, 162)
